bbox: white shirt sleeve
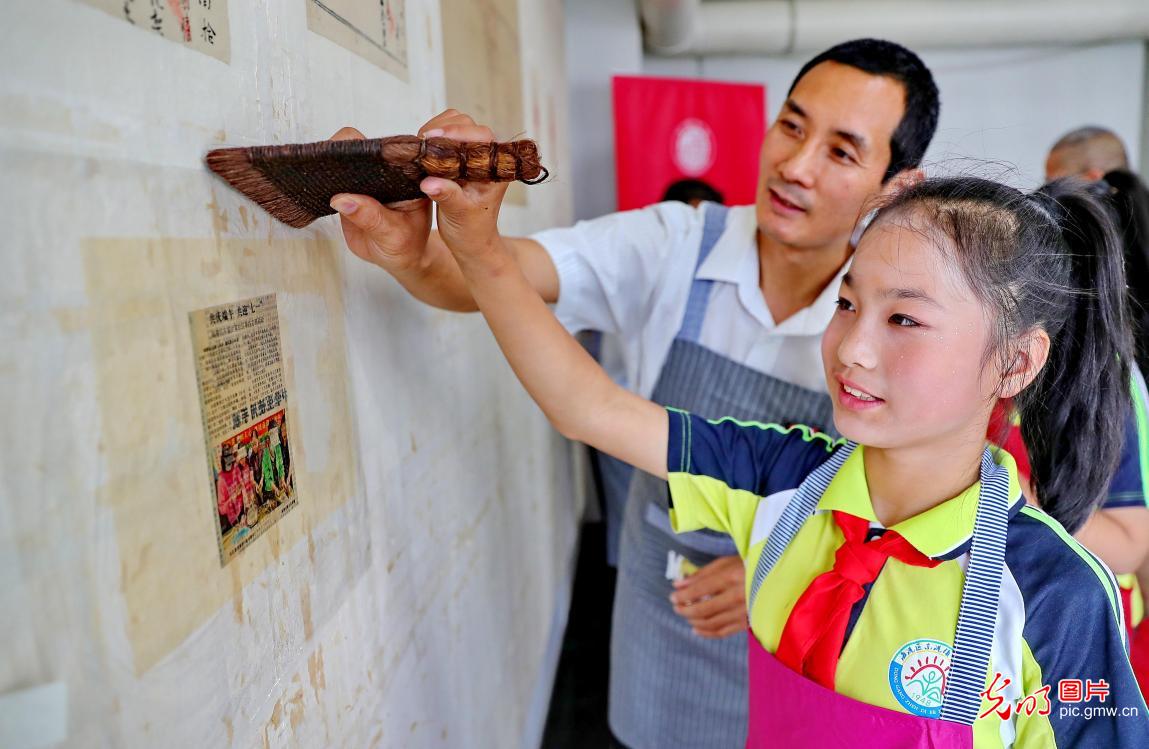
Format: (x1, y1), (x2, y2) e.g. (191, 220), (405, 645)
(530, 201), (703, 339)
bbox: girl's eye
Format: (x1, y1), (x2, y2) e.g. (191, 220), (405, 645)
(780, 120), (801, 135)
(835, 297), (854, 312)
(889, 314), (920, 328)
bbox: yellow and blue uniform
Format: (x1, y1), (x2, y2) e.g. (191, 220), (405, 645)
(666, 407), (1149, 747)
(1106, 369), (1149, 629)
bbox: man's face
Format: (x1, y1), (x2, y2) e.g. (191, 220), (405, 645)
(755, 61), (906, 252)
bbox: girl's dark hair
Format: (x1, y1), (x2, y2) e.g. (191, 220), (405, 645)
(872, 176), (1133, 532)
(1103, 169), (1149, 376)
(790, 38), (939, 182)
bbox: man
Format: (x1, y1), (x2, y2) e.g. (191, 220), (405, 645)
(330, 39), (939, 749)
(1045, 125), (1130, 181)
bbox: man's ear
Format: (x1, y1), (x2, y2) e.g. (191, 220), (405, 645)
(999, 328), (1052, 399)
(880, 168), (925, 198)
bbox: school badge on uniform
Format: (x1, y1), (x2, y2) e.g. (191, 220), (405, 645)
(889, 638), (953, 717)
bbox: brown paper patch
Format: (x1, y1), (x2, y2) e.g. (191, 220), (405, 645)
(306, 0), (407, 80)
(441, 0), (526, 206)
(83, 236), (357, 674)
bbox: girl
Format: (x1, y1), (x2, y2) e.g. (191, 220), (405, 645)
(419, 168), (1149, 745)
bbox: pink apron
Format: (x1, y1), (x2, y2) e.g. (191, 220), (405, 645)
(744, 443), (1011, 748)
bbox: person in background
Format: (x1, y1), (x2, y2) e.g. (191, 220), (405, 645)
(662, 178), (725, 207)
(1045, 125), (1129, 182)
(1040, 131), (1149, 577)
(329, 38), (940, 749)
(1103, 170), (1149, 374)
(1102, 169), (1149, 695)
(1041, 131), (1149, 634)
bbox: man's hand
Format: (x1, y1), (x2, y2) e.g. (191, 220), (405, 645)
(669, 555), (746, 639)
(328, 126), (434, 274)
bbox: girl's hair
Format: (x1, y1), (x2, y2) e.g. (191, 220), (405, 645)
(1103, 169), (1149, 376)
(872, 176), (1133, 532)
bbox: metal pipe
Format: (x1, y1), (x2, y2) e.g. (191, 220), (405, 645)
(639, 0), (1149, 56)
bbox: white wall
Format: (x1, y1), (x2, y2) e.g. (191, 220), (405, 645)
(562, 24), (1148, 211)
(0, 2), (578, 748)
(563, 0), (644, 221)
(647, 41), (1146, 189)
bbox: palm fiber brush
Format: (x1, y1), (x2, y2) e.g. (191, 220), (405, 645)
(206, 135), (549, 228)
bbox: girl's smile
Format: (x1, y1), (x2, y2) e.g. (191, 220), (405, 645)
(835, 374), (884, 411)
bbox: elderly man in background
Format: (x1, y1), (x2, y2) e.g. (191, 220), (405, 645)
(1045, 125), (1130, 181)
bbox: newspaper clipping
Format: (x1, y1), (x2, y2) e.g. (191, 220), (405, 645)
(190, 294), (298, 565)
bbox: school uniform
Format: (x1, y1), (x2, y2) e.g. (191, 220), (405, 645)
(666, 409), (1149, 747)
(533, 202), (842, 748)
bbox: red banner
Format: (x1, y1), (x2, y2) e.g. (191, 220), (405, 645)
(612, 75), (766, 211)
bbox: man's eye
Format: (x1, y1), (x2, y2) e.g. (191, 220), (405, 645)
(890, 314), (919, 327)
(832, 148), (856, 163)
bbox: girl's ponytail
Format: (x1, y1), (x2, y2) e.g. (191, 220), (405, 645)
(1016, 180), (1134, 532)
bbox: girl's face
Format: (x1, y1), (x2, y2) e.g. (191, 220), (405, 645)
(821, 217), (1000, 449)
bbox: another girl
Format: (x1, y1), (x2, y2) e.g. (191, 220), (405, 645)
(420, 166), (1149, 745)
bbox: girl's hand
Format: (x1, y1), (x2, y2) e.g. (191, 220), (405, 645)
(328, 126), (433, 274)
(415, 111), (510, 270)
(421, 173), (509, 270)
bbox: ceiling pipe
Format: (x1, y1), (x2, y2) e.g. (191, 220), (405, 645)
(639, 0), (1149, 56)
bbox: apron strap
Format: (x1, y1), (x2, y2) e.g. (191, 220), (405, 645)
(748, 442), (856, 610)
(940, 449), (1011, 726)
(749, 444), (1012, 727)
(677, 202), (730, 343)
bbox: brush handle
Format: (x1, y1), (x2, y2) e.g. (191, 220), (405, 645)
(414, 137), (548, 184)
(205, 135), (548, 228)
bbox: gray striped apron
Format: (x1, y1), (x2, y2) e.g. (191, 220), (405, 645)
(608, 203), (837, 749)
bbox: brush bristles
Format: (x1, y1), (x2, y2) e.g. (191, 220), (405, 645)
(206, 148), (316, 228)
(205, 135), (548, 228)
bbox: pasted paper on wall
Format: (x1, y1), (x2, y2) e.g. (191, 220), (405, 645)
(84, 234), (360, 676)
(190, 294), (298, 565)
(307, 0), (407, 79)
(80, 0), (231, 63)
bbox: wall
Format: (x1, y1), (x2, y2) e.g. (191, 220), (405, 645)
(564, 0), (1146, 219)
(563, 0), (644, 221)
(648, 41), (1146, 189)
(0, 2), (577, 748)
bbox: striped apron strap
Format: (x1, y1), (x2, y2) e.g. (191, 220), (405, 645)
(940, 448), (1012, 725)
(747, 442), (1010, 727)
(677, 202), (729, 343)
(748, 442), (856, 611)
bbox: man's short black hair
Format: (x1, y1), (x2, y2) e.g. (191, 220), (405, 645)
(788, 38), (939, 182)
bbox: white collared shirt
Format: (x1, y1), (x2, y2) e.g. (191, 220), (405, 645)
(532, 201), (846, 398)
